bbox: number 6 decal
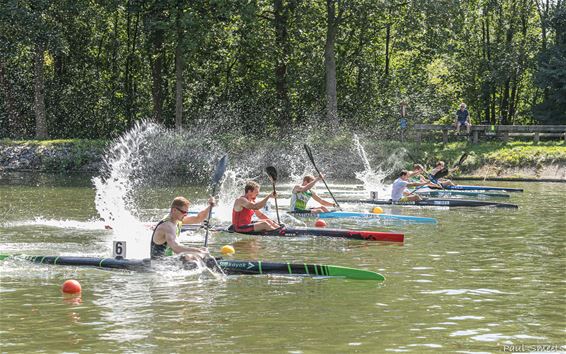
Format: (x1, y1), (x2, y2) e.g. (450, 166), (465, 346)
(113, 241), (126, 258)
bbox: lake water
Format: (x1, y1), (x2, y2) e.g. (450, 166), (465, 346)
(0, 172), (564, 353)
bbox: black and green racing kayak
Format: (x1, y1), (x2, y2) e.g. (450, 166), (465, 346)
(0, 254), (384, 281)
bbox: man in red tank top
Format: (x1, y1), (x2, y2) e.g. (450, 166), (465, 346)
(232, 181), (280, 233)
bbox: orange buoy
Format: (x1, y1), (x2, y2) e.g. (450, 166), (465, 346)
(61, 280), (82, 294)
(314, 219), (327, 228)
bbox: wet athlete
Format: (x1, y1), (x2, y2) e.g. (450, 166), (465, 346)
(232, 181), (279, 233)
(150, 196), (214, 260)
(391, 170), (429, 202)
(429, 161), (456, 187)
(290, 175), (335, 213)
(407, 164), (425, 181)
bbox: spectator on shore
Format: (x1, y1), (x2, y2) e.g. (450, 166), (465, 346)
(455, 103), (472, 134)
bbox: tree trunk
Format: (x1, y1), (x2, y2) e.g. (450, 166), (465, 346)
(0, 60), (22, 137)
(509, 79), (518, 124)
(124, 1), (140, 126)
(175, 1), (184, 130)
(34, 42), (48, 139)
(384, 22), (391, 78)
(500, 2), (516, 124)
(535, 0), (549, 51)
(485, 12), (495, 125)
(150, 11), (165, 123)
(535, 0), (550, 100)
(325, 0), (338, 125)
(109, 10), (120, 132)
(274, 0), (292, 127)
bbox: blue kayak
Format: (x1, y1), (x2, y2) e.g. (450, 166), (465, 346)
(442, 185), (523, 192)
(287, 210), (437, 224)
(413, 189), (510, 198)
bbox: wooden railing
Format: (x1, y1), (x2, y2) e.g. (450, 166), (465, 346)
(414, 124), (566, 144)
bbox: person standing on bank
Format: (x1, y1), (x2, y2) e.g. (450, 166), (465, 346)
(455, 103), (472, 134)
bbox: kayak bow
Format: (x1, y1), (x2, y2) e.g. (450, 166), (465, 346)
(337, 198), (518, 209)
(184, 225), (404, 243)
(411, 189), (510, 198)
(287, 210), (437, 224)
(441, 185), (523, 192)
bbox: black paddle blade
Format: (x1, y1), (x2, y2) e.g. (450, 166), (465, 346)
(265, 166), (278, 182)
(456, 152), (469, 167)
(434, 168), (450, 179)
(304, 144), (315, 163)
(212, 155), (228, 185)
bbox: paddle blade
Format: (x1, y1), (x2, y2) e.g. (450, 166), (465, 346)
(265, 166), (278, 182)
(212, 155), (228, 185)
(304, 144), (315, 163)
(433, 168), (450, 179)
(456, 152), (469, 167)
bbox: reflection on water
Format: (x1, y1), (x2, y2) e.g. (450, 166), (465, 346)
(0, 175), (565, 353)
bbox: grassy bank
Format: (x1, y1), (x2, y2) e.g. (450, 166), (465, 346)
(1, 138), (565, 179)
(352, 140), (566, 180)
(402, 141), (566, 169)
(0, 139), (108, 172)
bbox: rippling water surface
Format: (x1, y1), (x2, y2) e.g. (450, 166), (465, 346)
(0, 173), (564, 353)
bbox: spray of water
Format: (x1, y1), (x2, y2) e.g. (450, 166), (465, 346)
(92, 121), (172, 258)
(352, 134), (407, 199)
(4, 217), (108, 231)
(352, 134), (388, 195)
(91, 120), (259, 257)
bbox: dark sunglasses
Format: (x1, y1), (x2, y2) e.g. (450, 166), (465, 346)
(175, 207), (189, 215)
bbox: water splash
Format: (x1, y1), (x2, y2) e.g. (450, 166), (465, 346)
(352, 134), (388, 196)
(352, 134), (409, 199)
(3, 217), (108, 231)
(92, 121), (166, 259)
(90, 120), (257, 257)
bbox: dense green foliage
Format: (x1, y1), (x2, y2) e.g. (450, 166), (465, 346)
(0, 0), (565, 139)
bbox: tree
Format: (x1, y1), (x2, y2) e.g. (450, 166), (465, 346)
(324, 0), (344, 125)
(533, 1), (566, 124)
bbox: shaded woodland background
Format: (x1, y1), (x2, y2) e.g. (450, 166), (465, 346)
(0, 0), (564, 139)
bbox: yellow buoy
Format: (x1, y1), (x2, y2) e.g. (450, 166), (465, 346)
(220, 245), (235, 255)
(372, 207), (384, 214)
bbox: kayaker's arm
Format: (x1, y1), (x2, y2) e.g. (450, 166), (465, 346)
(182, 197), (216, 224)
(165, 232), (208, 256)
(293, 176), (322, 193)
(311, 192), (335, 207)
(406, 181), (429, 188)
(254, 209), (272, 220)
(238, 193), (273, 210)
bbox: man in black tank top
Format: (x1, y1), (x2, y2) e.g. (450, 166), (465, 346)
(150, 196), (215, 262)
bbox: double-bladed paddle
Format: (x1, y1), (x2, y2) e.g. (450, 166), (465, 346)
(408, 151), (468, 195)
(204, 155), (228, 247)
(303, 144), (341, 210)
(433, 152), (469, 180)
(265, 166), (280, 224)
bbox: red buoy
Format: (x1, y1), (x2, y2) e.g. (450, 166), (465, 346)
(61, 280), (82, 294)
(314, 219), (327, 228)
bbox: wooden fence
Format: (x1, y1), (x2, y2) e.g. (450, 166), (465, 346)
(414, 124), (566, 144)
